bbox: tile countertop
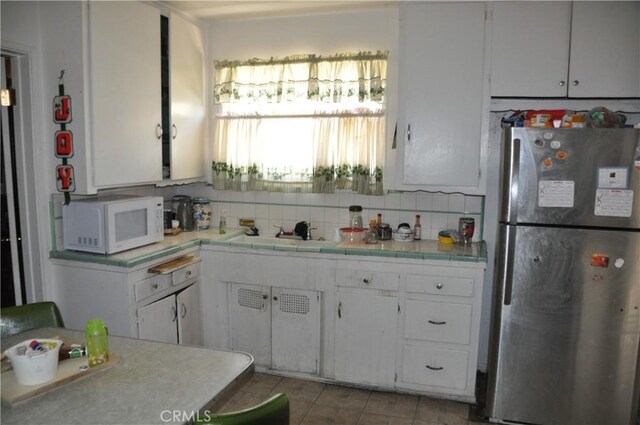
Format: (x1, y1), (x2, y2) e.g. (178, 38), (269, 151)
(50, 228), (487, 268)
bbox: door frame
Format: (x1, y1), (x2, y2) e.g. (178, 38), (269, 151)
(1, 43), (45, 303)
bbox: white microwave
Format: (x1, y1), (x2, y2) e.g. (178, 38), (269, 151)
(63, 195), (164, 254)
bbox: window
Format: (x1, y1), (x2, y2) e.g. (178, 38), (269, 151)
(212, 51), (387, 195)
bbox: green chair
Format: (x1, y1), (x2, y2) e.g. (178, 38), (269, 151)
(198, 393), (289, 425)
(0, 302), (65, 339)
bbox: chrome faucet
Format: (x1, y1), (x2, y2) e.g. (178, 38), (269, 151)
(274, 224), (285, 237)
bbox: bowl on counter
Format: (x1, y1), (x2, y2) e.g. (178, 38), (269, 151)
(393, 230), (415, 242)
(339, 227), (366, 242)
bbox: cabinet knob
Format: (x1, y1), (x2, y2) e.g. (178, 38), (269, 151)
(363, 278), (370, 284)
(262, 294), (268, 300)
(186, 270), (192, 277)
(559, 80), (566, 87)
(572, 80), (579, 86)
(273, 296), (278, 301)
(152, 283), (158, 290)
(436, 283), (443, 290)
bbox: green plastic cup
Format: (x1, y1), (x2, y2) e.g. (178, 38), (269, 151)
(85, 319), (108, 367)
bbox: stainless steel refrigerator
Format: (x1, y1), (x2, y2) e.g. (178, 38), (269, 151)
(486, 127), (640, 425)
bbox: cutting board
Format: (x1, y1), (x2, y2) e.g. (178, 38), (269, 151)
(148, 254), (200, 274)
(1, 353), (120, 406)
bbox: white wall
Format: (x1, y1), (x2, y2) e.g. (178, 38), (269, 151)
(2, 1), (51, 302)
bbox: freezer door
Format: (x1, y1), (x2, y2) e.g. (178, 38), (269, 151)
(501, 128), (640, 228)
(487, 224), (640, 425)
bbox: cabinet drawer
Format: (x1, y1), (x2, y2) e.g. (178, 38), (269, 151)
(336, 269), (399, 291)
(404, 300), (471, 345)
(406, 275), (474, 297)
(402, 345), (469, 390)
(135, 274), (171, 302)
(172, 262), (200, 286)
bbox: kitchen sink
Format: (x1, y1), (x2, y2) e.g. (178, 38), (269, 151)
(229, 234), (337, 249)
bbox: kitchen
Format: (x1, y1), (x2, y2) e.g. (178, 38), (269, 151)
(1, 1), (639, 424)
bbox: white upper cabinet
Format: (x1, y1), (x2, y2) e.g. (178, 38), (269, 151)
(168, 12), (206, 181)
(491, 2), (571, 97)
(397, 2), (488, 194)
(88, 2), (163, 187)
(491, 1), (640, 98)
(568, 2), (640, 98)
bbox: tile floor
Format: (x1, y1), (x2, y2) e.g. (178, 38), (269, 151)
(214, 372), (487, 425)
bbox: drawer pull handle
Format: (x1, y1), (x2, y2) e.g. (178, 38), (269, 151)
(152, 283), (159, 290)
(436, 283), (443, 289)
(363, 278), (370, 284)
(180, 303), (187, 319)
(426, 365), (444, 371)
(428, 320), (447, 325)
(338, 302), (342, 319)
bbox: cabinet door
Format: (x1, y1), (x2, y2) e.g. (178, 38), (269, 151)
(569, 1), (640, 98)
(271, 287), (320, 374)
(169, 13), (206, 180)
(138, 295), (178, 344)
(177, 283), (203, 346)
(491, 2), (571, 97)
(335, 291), (397, 387)
(400, 3), (486, 191)
(88, 2), (162, 187)
(229, 283), (271, 366)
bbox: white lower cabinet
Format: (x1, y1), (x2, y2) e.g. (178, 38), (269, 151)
(229, 282), (320, 373)
(200, 247), (486, 403)
(138, 282), (202, 345)
(334, 291), (398, 387)
(396, 267), (484, 401)
(402, 345), (469, 390)
(51, 251), (204, 346)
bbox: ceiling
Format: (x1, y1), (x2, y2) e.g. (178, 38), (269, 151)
(161, 1), (390, 21)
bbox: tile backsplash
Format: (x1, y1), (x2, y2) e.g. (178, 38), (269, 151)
(176, 185), (484, 242)
(51, 185), (484, 249)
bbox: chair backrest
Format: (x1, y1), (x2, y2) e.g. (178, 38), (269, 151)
(0, 302), (65, 340)
(200, 393), (289, 425)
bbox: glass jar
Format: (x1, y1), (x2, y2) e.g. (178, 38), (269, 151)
(192, 197), (212, 230)
(349, 205), (363, 229)
(365, 219), (378, 244)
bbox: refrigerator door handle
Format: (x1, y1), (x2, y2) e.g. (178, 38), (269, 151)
(498, 225), (517, 306)
(502, 136), (520, 224)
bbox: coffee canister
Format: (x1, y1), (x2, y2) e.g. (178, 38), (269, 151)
(458, 217), (475, 244)
(172, 195), (193, 231)
(192, 197), (212, 230)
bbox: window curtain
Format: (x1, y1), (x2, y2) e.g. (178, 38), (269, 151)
(212, 51), (387, 195)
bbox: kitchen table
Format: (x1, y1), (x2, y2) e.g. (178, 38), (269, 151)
(1, 327), (254, 424)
